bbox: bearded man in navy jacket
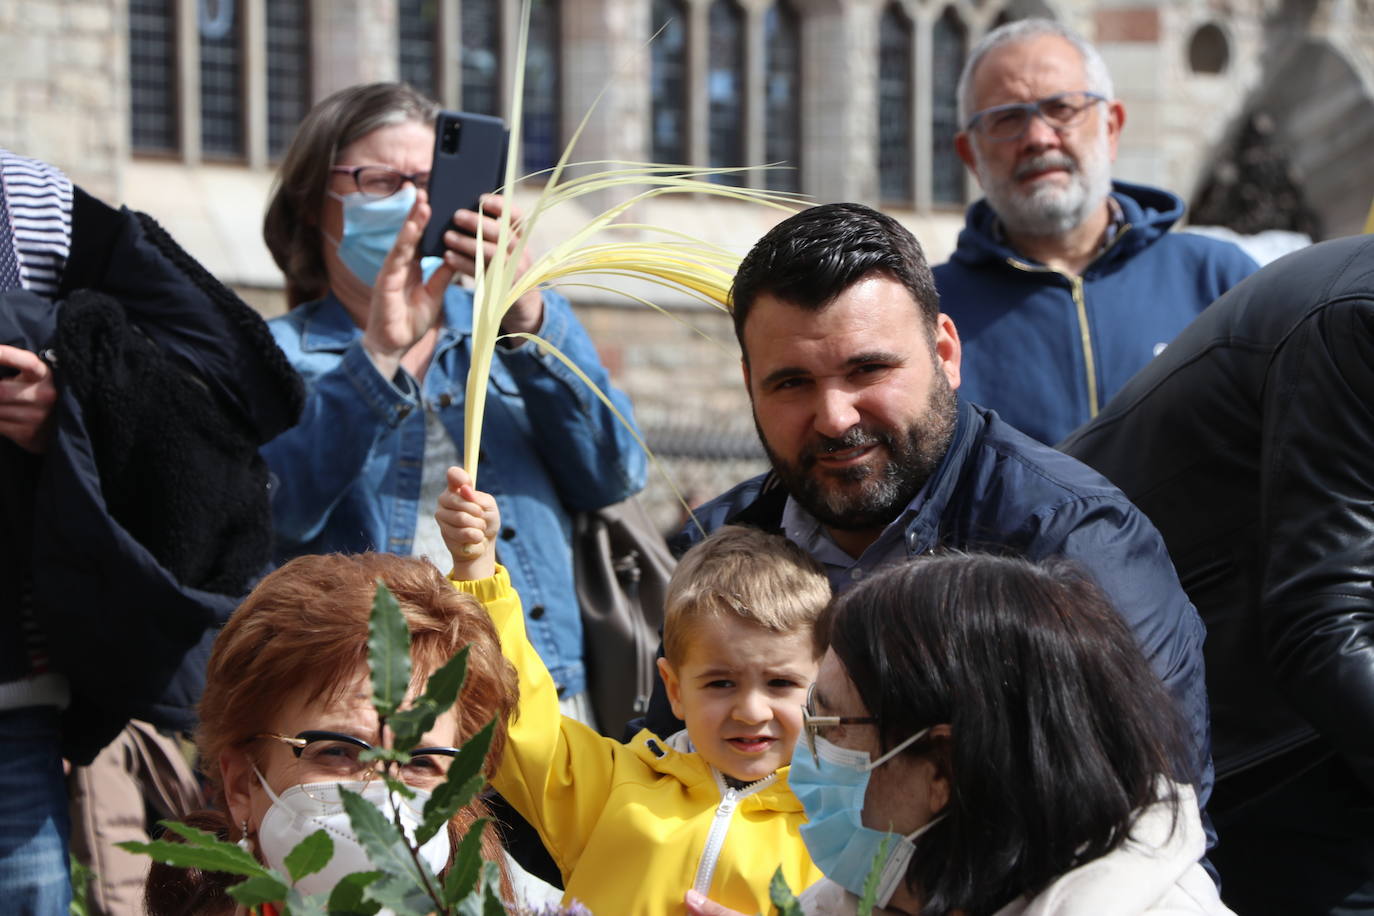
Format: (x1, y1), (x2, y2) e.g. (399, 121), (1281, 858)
(934, 18), (1256, 446)
(646, 203), (1216, 876)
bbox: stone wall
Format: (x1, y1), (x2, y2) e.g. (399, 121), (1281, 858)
(6, 0), (1374, 532)
(577, 299), (766, 532)
(1, 0), (123, 201)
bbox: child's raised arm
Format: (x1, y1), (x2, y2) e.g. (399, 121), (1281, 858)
(436, 465), (499, 581)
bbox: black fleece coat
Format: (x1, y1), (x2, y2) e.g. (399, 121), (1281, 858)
(2, 188), (302, 764)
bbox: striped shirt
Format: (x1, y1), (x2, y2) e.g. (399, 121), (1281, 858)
(0, 149), (73, 296)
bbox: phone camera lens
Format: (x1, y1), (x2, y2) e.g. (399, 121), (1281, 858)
(441, 121), (462, 155)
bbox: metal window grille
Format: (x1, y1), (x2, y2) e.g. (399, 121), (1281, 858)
(460, 0), (502, 116)
(707, 0), (744, 187)
(521, 0), (561, 176)
(639, 419), (769, 536)
(129, 0), (178, 153)
(764, 1), (801, 192)
(398, 0), (438, 99)
(199, 0), (244, 158)
(931, 10), (967, 206)
(650, 0), (688, 165)
(877, 4), (913, 203)
(267, 1), (310, 158)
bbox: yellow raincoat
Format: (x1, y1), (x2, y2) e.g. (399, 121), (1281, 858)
(453, 568), (822, 915)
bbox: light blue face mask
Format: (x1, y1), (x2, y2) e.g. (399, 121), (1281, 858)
(328, 184), (442, 287)
(789, 727), (944, 908)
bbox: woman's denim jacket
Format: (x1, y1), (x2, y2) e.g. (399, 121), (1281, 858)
(263, 286), (646, 699)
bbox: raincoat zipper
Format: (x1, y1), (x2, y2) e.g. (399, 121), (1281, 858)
(692, 772), (776, 896)
(1003, 224), (1132, 422)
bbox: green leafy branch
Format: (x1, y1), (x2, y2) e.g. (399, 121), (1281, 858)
(768, 834), (894, 916)
(121, 580), (509, 915)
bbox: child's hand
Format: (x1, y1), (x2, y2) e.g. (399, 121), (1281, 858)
(436, 466), (500, 581)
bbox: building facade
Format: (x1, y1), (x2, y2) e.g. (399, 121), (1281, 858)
(4, 0), (1372, 524)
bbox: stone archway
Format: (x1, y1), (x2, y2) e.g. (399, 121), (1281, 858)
(1192, 37), (1374, 240)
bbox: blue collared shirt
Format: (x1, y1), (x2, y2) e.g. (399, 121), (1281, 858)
(779, 486), (931, 591)
(263, 285), (646, 698)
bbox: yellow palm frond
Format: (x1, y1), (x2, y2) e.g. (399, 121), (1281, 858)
(463, 1), (804, 488)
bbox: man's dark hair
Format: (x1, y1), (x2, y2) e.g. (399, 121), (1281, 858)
(818, 552), (1189, 916)
(729, 202), (940, 356)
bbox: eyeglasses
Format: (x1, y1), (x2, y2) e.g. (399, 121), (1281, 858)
(801, 682), (878, 766)
(257, 730), (460, 789)
(329, 165), (431, 200)
(964, 91), (1107, 142)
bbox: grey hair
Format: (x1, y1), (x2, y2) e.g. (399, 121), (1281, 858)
(956, 18), (1114, 129)
(263, 82), (440, 307)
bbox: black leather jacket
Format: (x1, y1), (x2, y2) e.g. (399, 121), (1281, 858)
(1061, 235), (1374, 803)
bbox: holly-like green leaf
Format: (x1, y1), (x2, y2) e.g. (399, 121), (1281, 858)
(769, 865), (804, 916)
(369, 580), (411, 719)
(418, 721), (496, 845)
(381, 773), (416, 801)
(327, 871), (383, 916)
(70, 852), (93, 916)
(420, 644), (469, 714)
(156, 820), (272, 874)
(359, 746), (410, 765)
(282, 888), (331, 916)
(338, 787), (426, 883)
(283, 829), (333, 882)
(225, 874), (291, 909)
(454, 862), (506, 916)
(364, 872), (439, 916)
(440, 816), (490, 904)
(857, 834), (894, 916)
(424, 772), (486, 848)
(386, 703), (437, 758)
(118, 838), (268, 879)
(389, 647), (470, 751)
(482, 887), (508, 915)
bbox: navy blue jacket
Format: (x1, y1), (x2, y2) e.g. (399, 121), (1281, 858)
(935, 181), (1257, 446)
(1, 190), (303, 764)
(661, 400), (1214, 815)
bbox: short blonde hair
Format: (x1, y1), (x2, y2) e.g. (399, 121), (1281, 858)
(663, 525), (831, 666)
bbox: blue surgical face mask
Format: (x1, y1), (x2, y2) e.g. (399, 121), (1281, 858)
(327, 185), (442, 287)
(789, 727), (944, 908)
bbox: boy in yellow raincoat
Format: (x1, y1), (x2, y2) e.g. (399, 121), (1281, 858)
(439, 466), (826, 915)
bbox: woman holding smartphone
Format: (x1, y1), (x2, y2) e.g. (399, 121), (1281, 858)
(261, 82), (645, 732)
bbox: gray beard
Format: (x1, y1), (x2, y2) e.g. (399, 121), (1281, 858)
(976, 136), (1113, 239)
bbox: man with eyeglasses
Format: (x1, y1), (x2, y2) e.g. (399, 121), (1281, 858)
(933, 18), (1257, 446)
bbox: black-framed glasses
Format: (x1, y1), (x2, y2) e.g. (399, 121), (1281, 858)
(801, 682), (878, 766)
(257, 730), (460, 788)
(329, 164), (431, 200)
(964, 91), (1107, 142)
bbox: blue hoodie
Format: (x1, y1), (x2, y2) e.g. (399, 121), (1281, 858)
(934, 181), (1257, 445)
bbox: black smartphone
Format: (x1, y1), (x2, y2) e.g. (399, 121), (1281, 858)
(420, 110), (510, 257)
